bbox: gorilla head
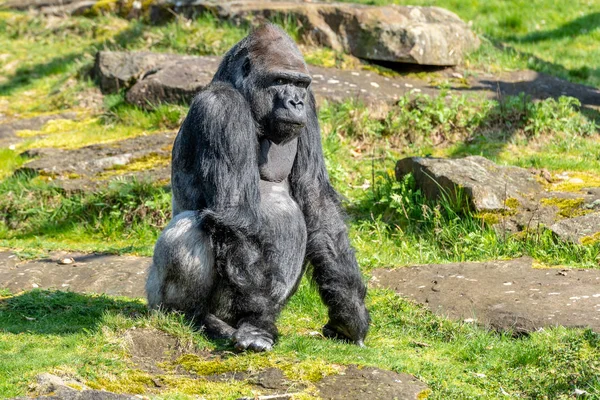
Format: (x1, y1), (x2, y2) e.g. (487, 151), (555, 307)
(213, 24), (312, 145)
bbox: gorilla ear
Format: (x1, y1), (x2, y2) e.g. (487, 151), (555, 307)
(241, 58), (251, 79)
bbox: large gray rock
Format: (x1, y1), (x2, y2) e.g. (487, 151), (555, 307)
(125, 57), (220, 107)
(395, 156), (542, 212)
(372, 258), (600, 334)
(150, 0), (479, 66)
(395, 156), (600, 236)
(549, 212), (600, 245)
(0, 251), (149, 298)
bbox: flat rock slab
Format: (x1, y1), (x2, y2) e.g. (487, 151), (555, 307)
(17, 131), (174, 191)
(151, 0), (479, 66)
(317, 365), (429, 400)
(372, 257), (600, 334)
(0, 251), (149, 298)
(0, 113), (78, 146)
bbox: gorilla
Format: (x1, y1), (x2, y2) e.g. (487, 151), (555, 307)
(146, 24), (370, 352)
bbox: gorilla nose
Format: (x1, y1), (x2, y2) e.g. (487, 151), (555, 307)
(286, 98), (304, 110)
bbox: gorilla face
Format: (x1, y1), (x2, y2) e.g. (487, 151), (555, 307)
(263, 71), (311, 144)
(233, 25), (312, 145)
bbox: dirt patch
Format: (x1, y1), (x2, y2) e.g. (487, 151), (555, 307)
(124, 328), (209, 374)
(372, 257), (600, 334)
(317, 365), (429, 400)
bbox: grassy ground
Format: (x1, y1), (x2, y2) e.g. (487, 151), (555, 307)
(0, 6), (599, 400)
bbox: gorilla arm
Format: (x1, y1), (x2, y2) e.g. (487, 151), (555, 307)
(289, 93), (370, 345)
(171, 83), (279, 339)
(172, 82), (261, 236)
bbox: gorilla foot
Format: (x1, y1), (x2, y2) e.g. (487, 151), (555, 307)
(233, 323), (275, 352)
(323, 322), (365, 347)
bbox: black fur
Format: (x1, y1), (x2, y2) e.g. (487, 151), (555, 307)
(147, 24), (369, 351)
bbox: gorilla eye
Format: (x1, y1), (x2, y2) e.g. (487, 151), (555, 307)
(274, 78), (289, 86)
(294, 81), (309, 89)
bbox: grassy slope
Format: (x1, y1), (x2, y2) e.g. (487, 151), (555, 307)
(0, 7), (599, 400)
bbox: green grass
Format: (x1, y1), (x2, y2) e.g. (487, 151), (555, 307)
(335, 0), (600, 88)
(1, 286), (599, 399)
(1, 5), (600, 399)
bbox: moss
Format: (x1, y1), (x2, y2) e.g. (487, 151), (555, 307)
(159, 376), (254, 398)
(303, 47), (360, 70)
(86, 0), (155, 17)
(16, 118), (149, 150)
(475, 212), (500, 225)
(100, 153), (170, 178)
(548, 172), (600, 193)
(504, 197), (520, 209)
(580, 232), (600, 246)
(86, 369), (155, 394)
(540, 197), (590, 218)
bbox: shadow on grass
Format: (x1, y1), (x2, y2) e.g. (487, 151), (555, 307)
(508, 12), (600, 43)
(0, 289), (146, 335)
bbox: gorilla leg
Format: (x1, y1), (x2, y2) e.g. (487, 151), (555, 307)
(146, 211), (236, 339)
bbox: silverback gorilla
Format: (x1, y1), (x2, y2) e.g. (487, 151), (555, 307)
(146, 24), (370, 352)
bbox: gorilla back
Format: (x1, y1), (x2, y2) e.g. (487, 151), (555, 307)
(147, 24), (370, 352)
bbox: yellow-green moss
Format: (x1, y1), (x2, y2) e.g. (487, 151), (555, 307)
(16, 118), (150, 151)
(86, 369), (155, 394)
(475, 212), (501, 225)
(99, 153), (170, 178)
(540, 197), (590, 218)
(548, 172), (600, 193)
(303, 47), (360, 70)
(86, 0), (155, 17)
(581, 232), (600, 246)
(504, 197), (520, 209)
(174, 352), (339, 384)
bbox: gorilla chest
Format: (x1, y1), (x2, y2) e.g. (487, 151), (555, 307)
(258, 138), (297, 183)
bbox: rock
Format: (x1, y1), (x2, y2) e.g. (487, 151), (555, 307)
(395, 156), (542, 212)
(16, 131), (174, 191)
(0, 113), (78, 146)
(13, 373), (138, 400)
(372, 257), (600, 334)
(94, 51), (600, 114)
(94, 51), (186, 94)
(1, 0), (96, 15)
(95, 51), (441, 109)
(316, 365), (429, 400)
(549, 212), (600, 244)
(151, 1), (479, 66)
(0, 251), (149, 298)
(125, 57), (220, 107)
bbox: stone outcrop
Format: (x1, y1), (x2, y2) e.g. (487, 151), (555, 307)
(150, 0), (480, 66)
(395, 156), (600, 236)
(93, 51), (600, 113)
(372, 257), (600, 334)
